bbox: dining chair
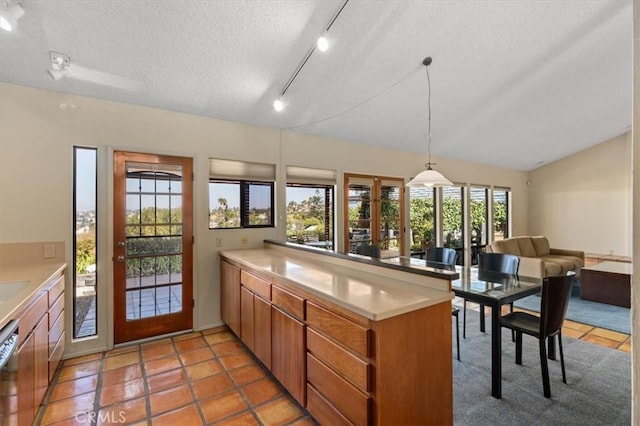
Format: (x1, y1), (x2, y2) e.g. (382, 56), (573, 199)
(426, 247), (460, 361)
(500, 272), (574, 398)
(355, 243), (381, 258)
(465, 253), (520, 338)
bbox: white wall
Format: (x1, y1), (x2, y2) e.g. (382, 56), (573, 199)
(527, 133), (632, 255)
(0, 83), (528, 356)
(631, 0), (638, 422)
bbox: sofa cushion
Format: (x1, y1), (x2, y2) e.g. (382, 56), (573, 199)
(542, 260), (563, 277)
(515, 237), (537, 258)
(492, 238), (521, 256)
(541, 256), (575, 274)
(546, 254), (584, 270)
(531, 236), (550, 256)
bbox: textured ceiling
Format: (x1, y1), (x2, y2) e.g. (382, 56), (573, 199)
(0, 0), (633, 171)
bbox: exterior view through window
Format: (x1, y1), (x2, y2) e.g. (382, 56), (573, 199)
(469, 186), (488, 265)
(286, 184), (334, 250)
(73, 147), (97, 338)
(209, 180), (274, 228)
(409, 186), (436, 254)
(442, 185), (464, 264)
(493, 188), (510, 240)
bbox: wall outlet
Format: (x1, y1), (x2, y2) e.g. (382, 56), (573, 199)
(43, 244), (56, 258)
(216, 238), (223, 248)
(241, 237), (249, 245)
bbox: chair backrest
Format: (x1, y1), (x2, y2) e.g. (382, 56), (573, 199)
(426, 247), (456, 265)
(478, 252), (520, 275)
(356, 243), (381, 258)
(540, 273), (574, 337)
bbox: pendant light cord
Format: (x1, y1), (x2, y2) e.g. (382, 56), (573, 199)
(424, 57), (434, 170)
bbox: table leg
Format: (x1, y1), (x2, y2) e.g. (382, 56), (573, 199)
(491, 303), (502, 398)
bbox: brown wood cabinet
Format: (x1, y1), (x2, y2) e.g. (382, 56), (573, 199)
(15, 272), (66, 426)
(221, 261), (241, 336)
(219, 256), (452, 425)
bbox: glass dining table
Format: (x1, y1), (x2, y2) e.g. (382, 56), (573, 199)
(447, 264), (543, 399)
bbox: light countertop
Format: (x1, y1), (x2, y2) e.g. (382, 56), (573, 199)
(0, 261), (67, 330)
(220, 247), (453, 321)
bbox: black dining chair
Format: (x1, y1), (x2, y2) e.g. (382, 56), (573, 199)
(464, 253), (520, 338)
(426, 247), (460, 361)
(500, 272), (574, 398)
(355, 243), (381, 258)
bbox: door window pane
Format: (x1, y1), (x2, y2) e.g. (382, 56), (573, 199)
(493, 188), (510, 240)
(409, 187), (436, 253)
(442, 186), (464, 264)
(470, 187), (488, 265)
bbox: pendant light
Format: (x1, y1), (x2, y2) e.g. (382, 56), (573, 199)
(407, 57), (452, 188)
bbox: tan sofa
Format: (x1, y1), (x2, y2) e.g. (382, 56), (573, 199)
(486, 236), (584, 279)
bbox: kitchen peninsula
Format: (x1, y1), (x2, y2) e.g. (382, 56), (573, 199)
(219, 240), (457, 425)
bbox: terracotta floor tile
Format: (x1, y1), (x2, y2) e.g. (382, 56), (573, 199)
(211, 340), (245, 356)
(204, 331), (235, 346)
(149, 384), (193, 416)
(563, 320), (595, 332)
(49, 375), (98, 402)
(192, 373), (235, 400)
(619, 340), (632, 353)
(144, 354), (182, 377)
(254, 396), (304, 426)
(175, 336), (208, 353)
(41, 391), (95, 424)
(288, 416), (317, 426)
(218, 353), (255, 370)
(142, 337), (173, 349)
(104, 351), (141, 371)
(142, 342), (176, 361)
(100, 378), (146, 407)
(215, 411), (259, 425)
(562, 327), (586, 339)
(202, 326), (227, 336)
(105, 345), (140, 358)
(102, 364), (143, 388)
(582, 333), (620, 349)
(185, 359), (223, 381)
(151, 403), (203, 426)
(227, 364), (267, 386)
(58, 360), (102, 383)
(179, 347), (215, 366)
(589, 327), (629, 343)
(199, 390), (248, 423)
(63, 353), (102, 367)
(146, 368), (189, 394)
(96, 396), (148, 425)
(173, 331), (203, 342)
(241, 378), (283, 406)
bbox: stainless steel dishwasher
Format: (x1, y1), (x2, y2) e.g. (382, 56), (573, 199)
(0, 320), (18, 426)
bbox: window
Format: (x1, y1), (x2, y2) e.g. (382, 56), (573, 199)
(470, 186), (489, 265)
(409, 186), (436, 253)
(73, 147), (97, 338)
(493, 187), (511, 241)
(442, 185), (464, 264)
(286, 166), (336, 250)
(208, 159), (276, 229)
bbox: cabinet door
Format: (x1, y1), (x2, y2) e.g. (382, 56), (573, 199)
(35, 315), (49, 407)
(240, 286), (255, 350)
(221, 261), (241, 336)
(254, 295), (271, 369)
(272, 306), (305, 405)
(18, 332), (36, 426)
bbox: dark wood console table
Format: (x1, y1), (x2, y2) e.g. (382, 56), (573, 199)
(580, 261), (632, 308)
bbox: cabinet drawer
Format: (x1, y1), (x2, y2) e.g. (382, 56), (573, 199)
(307, 353), (369, 426)
(49, 310), (64, 356)
(307, 384), (353, 426)
(240, 271), (271, 299)
(306, 302), (369, 357)
(18, 292), (48, 346)
(272, 285), (304, 321)
(49, 331), (65, 382)
(307, 328), (369, 391)
(48, 275), (64, 308)
(49, 293), (64, 330)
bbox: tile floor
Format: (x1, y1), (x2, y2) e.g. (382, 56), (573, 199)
(37, 307), (630, 426)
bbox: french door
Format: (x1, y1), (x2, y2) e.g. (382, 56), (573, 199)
(113, 151), (193, 344)
(344, 174), (405, 258)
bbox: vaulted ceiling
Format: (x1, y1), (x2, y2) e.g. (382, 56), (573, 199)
(0, 0), (632, 170)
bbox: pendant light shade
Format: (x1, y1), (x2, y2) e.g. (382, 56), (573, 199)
(407, 57), (452, 188)
(407, 167), (453, 187)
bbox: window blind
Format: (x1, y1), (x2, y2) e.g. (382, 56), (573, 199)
(209, 158), (276, 181)
(286, 166), (336, 185)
